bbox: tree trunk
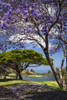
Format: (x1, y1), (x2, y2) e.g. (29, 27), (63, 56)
(65, 44), (67, 91)
(43, 49), (64, 89)
(58, 68), (65, 89)
(16, 72), (18, 79)
(4, 72), (7, 80)
(4, 75), (6, 80)
(18, 72), (22, 80)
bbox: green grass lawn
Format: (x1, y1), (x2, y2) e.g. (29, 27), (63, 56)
(0, 79), (61, 90)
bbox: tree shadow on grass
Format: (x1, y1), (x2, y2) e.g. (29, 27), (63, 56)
(0, 86), (19, 100)
(0, 84), (67, 100)
(25, 90), (67, 100)
(16, 84), (67, 100)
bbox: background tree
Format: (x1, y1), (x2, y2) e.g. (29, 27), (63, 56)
(0, 63), (9, 79)
(48, 70), (51, 74)
(0, 53), (8, 79)
(0, 0), (67, 90)
(30, 69), (35, 73)
(0, 49), (49, 79)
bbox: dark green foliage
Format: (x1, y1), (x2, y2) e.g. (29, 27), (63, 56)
(0, 49), (50, 79)
(1, 49), (49, 65)
(31, 69), (35, 72)
(48, 70), (51, 73)
(61, 70), (65, 76)
(10, 49), (44, 64)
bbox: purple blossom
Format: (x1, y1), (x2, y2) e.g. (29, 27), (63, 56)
(41, 27), (47, 32)
(2, 23), (6, 29)
(5, 3), (11, 8)
(2, 16), (6, 20)
(36, 13), (42, 19)
(8, 9), (12, 15)
(0, 9), (3, 12)
(64, 22), (67, 26)
(43, 32), (47, 35)
(31, 10), (38, 16)
(0, 16), (1, 19)
(44, 0), (48, 3)
(16, 8), (20, 14)
(25, 17), (28, 22)
(23, 13), (29, 17)
(1, 2), (6, 6)
(4, 13), (9, 17)
(57, 34), (61, 39)
(8, 17), (11, 20)
(28, 28), (32, 32)
(3, 20), (9, 24)
(32, 3), (37, 7)
(44, 14), (50, 19)
(13, 19), (17, 22)
(12, 0), (14, 3)
(24, 28), (28, 34)
(34, 30), (38, 33)
(25, 4), (29, 8)
(48, 20), (53, 23)
(23, 10), (28, 13)
(24, 27), (32, 34)
(58, 16), (62, 20)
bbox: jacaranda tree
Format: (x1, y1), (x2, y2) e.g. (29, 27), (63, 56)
(0, 0), (67, 90)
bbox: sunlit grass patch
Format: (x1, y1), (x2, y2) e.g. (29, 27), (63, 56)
(26, 75), (44, 77)
(0, 80), (42, 86)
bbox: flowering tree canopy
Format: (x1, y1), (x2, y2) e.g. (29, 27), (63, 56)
(0, 0), (67, 52)
(0, 0), (67, 90)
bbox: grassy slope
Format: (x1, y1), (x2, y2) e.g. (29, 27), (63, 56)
(0, 79), (60, 90)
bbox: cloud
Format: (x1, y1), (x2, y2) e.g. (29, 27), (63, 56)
(9, 33), (52, 49)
